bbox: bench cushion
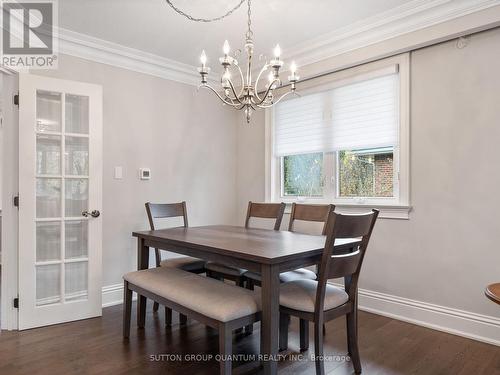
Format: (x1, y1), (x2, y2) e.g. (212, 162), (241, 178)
(124, 267), (259, 322)
(280, 279), (349, 313)
(160, 256), (205, 272)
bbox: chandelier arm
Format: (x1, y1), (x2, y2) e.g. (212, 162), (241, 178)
(225, 64), (245, 98)
(253, 63), (270, 102)
(256, 78), (281, 105)
(255, 90), (298, 108)
(227, 79), (244, 104)
(199, 84), (241, 107)
(235, 64), (245, 97)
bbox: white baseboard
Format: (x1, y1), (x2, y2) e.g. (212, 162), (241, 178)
(102, 283), (126, 308)
(330, 283), (500, 347)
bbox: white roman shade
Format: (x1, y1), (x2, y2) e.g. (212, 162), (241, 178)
(274, 71), (399, 156)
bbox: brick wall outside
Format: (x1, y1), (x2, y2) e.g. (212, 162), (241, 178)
(374, 154), (393, 197)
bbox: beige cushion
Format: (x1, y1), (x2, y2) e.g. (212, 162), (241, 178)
(124, 267), (259, 322)
(160, 256), (205, 272)
(244, 268), (317, 283)
(280, 279), (349, 313)
(280, 268), (317, 283)
(205, 262), (246, 277)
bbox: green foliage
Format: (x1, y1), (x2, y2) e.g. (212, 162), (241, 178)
(283, 153), (324, 196)
(338, 151), (374, 197)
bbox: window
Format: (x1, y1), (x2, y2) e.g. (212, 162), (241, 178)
(338, 148), (394, 198)
(267, 55), (410, 217)
(282, 153), (324, 197)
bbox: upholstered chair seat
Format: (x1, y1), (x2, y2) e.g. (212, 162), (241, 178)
(244, 268), (317, 284)
(280, 279), (349, 313)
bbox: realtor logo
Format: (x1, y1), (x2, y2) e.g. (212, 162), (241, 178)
(1, 0), (58, 69)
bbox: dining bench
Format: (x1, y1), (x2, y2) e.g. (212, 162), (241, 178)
(123, 266), (261, 374)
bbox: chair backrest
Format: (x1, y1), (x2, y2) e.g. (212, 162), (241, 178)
(288, 203), (335, 235)
(145, 201), (188, 230)
(245, 201), (286, 230)
(314, 209), (379, 314)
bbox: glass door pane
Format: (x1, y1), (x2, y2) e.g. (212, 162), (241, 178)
(36, 264), (61, 306)
(36, 91), (62, 132)
(36, 134), (61, 175)
(65, 94), (89, 134)
(65, 221), (88, 259)
(36, 222), (61, 262)
(65, 136), (89, 176)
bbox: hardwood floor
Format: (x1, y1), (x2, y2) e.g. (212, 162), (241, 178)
(0, 302), (498, 375)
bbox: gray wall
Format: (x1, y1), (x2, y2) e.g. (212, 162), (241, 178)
(38, 55), (238, 287)
(236, 28), (500, 319)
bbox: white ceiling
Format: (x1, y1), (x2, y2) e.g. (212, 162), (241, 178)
(59, 0), (417, 66)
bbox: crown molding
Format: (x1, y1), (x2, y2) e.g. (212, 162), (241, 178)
(58, 28), (206, 86)
(283, 0), (500, 67)
(56, 0), (500, 86)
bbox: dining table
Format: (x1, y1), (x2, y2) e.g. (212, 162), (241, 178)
(132, 225), (361, 375)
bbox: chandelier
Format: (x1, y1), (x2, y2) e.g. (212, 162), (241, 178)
(165, 0), (300, 123)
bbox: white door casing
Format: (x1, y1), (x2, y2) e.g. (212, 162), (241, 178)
(18, 73), (102, 330)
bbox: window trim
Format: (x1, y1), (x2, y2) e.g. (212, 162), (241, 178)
(265, 53), (411, 219)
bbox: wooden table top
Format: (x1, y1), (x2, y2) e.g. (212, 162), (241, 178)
(133, 225), (360, 265)
(485, 283), (500, 305)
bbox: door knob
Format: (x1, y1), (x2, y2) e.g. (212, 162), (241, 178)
(82, 210), (100, 218)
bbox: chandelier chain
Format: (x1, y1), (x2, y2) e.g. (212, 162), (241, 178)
(246, 0), (253, 39)
(164, 0), (246, 23)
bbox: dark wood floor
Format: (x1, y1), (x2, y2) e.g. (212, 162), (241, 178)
(0, 302), (498, 375)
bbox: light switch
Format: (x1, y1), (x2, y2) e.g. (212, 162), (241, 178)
(114, 166), (123, 179)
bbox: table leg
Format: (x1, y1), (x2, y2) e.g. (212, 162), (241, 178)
(261, 264), (280, 375)
(137, 237), (149, 328)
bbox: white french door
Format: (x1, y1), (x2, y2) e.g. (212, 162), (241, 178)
(18, 74), (102, 330)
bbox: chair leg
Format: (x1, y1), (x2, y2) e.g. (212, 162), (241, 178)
(300, 319), (309, 351)
(218, 324), (232, 375)
(137, 295), (146, 329)
(245, 279), (254, 334)
(279, 313), (290, 351)
(346, 316), (352, 356)
(123, 281), (132, 339)
(314, 322), (325, 375)
(234, 277), (245, 334)
(179, 313), (188, 325)
(153, 301), (159, 312)
(347, 312), (362, 374)
(165, 307), (172, 327)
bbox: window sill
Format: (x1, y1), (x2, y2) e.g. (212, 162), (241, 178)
(280, 201), (411, 220)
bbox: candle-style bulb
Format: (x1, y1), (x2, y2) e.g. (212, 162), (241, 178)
(273, 44), (281, 58)
(200, 50), (207, 65)
(290, 61), (297, 74)
(223, 40), (230, 55)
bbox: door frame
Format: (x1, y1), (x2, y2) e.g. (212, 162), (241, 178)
(1, 70), (19, 330)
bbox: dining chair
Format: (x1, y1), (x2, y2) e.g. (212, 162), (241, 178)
(244, 203), (335, 287)
(145, 201), (206, 325)
(279, 209), (379, 375)
(205, 201), (286, 287)
(243, 203), (334, 333)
